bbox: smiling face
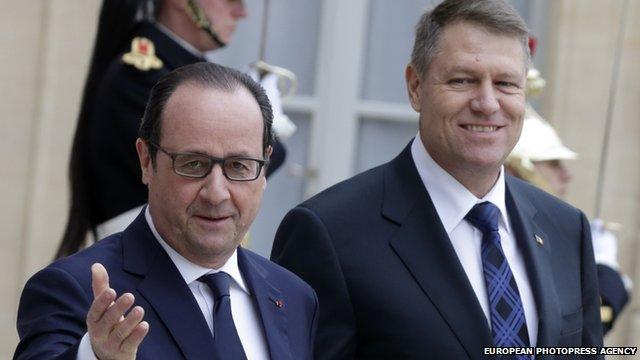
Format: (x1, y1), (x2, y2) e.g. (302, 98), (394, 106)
(406, 21), (527, 195)
(137, 83), (266, 268)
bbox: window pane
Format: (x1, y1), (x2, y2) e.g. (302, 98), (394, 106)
(248, 112), (311, 256)
(361, 0), (427, 103)
(207, 0), (321, 96)
(355, 118), (418, 174)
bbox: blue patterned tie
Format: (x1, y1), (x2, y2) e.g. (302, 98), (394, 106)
(199, 272), (248, 360)
(465, 202), (530, 353)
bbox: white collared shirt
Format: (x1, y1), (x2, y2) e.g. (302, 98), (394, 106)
(77, 208), (269, 360)
(411, 135), (538, 345)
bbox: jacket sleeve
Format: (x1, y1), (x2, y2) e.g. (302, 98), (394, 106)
(597, 264), (629, 334)
(14, 266), (91, 360)
(271, 206), (357, 360)
(579, 211), (605, 347)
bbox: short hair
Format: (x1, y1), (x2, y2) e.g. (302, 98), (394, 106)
(139, 62), (274, 163)
(410, 0), (530, 78)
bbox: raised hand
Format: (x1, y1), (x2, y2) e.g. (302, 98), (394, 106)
(86, 263), (149, 360)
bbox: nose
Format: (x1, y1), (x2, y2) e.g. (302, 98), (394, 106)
(470, 80), (500, 115)
(233, 1), (248, 18)
(198, 164), (231, 204)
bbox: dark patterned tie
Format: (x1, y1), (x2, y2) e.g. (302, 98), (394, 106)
(199, 272), (248, 360)
(465, 202), (530, 353)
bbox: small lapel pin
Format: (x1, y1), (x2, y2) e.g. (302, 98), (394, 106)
(274, 299), (284, 308)
(535, 235), (544, 246)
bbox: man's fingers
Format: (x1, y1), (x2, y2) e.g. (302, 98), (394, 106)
(120, 321), (149, 354)
(108, 306), (145, 344)
(87, 287), (116, 325)
(87, 264), (146, 358)
(89, 292), (134, 340)
(104, 293), (135, 325)
(91, 263), (110, 298)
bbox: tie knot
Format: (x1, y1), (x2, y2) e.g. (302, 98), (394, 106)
(199, 272), (231, 300)
(465, 202), (500, 234)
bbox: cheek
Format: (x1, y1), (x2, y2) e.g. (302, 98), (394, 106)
(535, 165), (559, 185)
(509, 122), (524, 145)
(207, 2), (227, 23)
(167, 182), (202, 215)
(503, 96), (526, 121)
(235, 186), (264, 217)
(428, 93), (468, 125)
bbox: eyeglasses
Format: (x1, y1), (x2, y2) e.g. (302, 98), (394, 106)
(149, 142), (268, 181)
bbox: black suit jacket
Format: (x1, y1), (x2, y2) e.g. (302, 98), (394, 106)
(271, 143), (603, 359)
(15, 211), (318, 360)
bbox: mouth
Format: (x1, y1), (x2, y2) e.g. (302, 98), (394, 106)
(460, 124), (502, 133)
(460, 124), (504, 135)
(192, 214), (233, 227)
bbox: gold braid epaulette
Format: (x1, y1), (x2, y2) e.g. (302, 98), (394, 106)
(122, 37), (163, 71)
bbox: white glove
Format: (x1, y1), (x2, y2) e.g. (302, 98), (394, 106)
(590, 218), (619, 270)
(247, 69), (297, 139)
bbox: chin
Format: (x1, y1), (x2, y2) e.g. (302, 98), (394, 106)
(461, 153), (505, 171)
(186, 225), (234, 248)
(191, 237), (237, 258)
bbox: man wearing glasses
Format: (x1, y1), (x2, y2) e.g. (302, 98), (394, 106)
(15, 62), (318, 360)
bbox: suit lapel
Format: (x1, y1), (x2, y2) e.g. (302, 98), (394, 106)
(505, 178), (561, 350)
(122, 211), (214, 360)
(238, 248), (292, 360)
(384, 145), (491, 360)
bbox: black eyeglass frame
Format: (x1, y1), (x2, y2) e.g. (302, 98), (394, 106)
(148, 142), (269, 181)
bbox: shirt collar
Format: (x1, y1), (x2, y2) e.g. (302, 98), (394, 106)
(410, 135), (511, 235)
(154, 22), (205, 58)
(144, 206), (250, 294)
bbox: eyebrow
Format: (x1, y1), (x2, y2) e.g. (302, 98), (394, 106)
(444, 66), (523, 80)
(178, 149), (262, 159)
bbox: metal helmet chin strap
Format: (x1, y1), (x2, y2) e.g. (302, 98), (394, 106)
(185, 0), (226, 48)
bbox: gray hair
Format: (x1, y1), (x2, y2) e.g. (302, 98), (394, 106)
(410, 0), (530, 78)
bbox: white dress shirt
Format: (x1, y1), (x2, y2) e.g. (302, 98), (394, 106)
(77, 207), (269, 359)
(410, 135), (538, 345)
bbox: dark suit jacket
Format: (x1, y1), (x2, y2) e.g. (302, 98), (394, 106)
(87, 22), (285, 226)
(15, 211), (318, 360)
(271, 143), (603, 359)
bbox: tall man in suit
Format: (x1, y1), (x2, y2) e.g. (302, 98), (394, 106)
(15, 62), (318, 360)
(271, 0), (603, 358)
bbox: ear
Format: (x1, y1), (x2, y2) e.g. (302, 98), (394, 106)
(405, 63), (423, 112)
(136, 139), (153, 185)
